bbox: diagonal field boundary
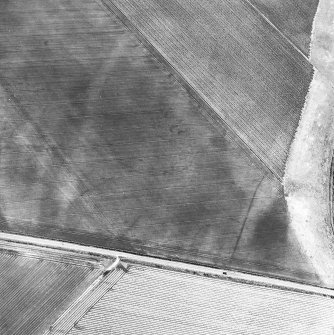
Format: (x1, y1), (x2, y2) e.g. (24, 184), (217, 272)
(102, 0), (314, 180)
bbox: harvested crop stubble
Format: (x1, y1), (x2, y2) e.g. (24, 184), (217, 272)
(109, 0), (314, 178)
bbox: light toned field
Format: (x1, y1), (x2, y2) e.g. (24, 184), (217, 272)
(48, 263), (334, 335)
(249, 0), (319, 56)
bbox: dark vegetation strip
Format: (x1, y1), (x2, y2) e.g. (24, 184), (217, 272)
(330, 150), (334, 234)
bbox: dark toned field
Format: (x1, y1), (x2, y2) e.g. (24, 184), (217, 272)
(249, 0), (319, 56)
(0, 0), (322, 286)
(0, 241), (103, 335)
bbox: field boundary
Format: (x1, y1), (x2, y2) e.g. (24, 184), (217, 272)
(1, 231), (333, 297)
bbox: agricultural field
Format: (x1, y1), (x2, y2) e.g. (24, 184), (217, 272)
(109, 0), (314, 178)
(249, 0), (319, 56)
(47, 263), (334, 335)
(0, 0), (323, 287)
(0, 240), (105, 335)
